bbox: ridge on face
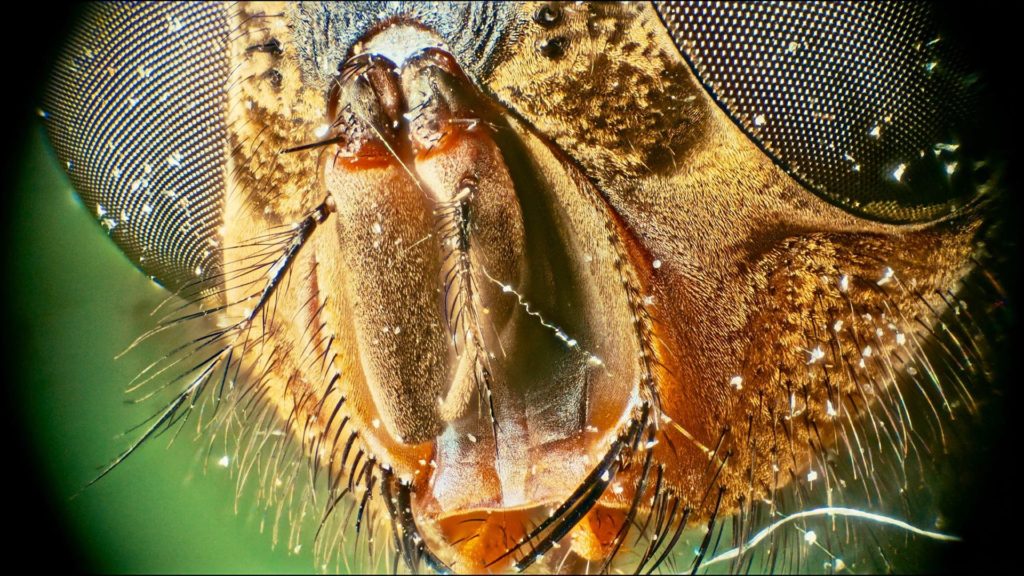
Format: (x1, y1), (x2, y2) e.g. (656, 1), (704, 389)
(310, 22), (647, 570)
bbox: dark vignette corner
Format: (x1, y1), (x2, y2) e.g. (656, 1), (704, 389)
(3, 3), (89, 574)
(930, 3), (1020, 574)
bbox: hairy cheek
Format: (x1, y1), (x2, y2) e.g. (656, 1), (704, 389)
(647, 225), (979, 503)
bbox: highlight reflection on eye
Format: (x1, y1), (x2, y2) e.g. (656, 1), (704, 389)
(28, 2), (1011, 573)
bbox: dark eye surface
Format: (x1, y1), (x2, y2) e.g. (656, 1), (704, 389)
(653, 1), (987, 223)
(6, 2), (1015, 569)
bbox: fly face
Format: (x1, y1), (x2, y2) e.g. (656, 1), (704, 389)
(35, 1), (1009, 573)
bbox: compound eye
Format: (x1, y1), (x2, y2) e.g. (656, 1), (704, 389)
(653, 1), (988, 223)
(42, 3), (228, 296)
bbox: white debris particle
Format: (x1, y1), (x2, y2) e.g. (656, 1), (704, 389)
(120, 209), (129, 223)
(217, 455), (230, 467)
(833, 320), (844, 333)
(807, 469), (818, 482)
(835, 558), (846, 572)
(907, 366), (918, 376)
(895, 332), (906, 346)
(652, 259), (662, 270)
(643, 295), (655, 306)
(142, 203), (153, 215)
(869, 125), (882, 138)
(585, 425), (599, 433)
(194, 266), (203, 277)
(786, 40), (800, 54)
(372, 418), (381, 429)
(600, 470), (611, 482)
(753, 113), (766, 127)
(826, 399), (838, 417)
(166, 15), (184, 33)
(314, 123), (330, 138)
(891, 163), (907, 182)
(877, 266), (894, 286)
(729, 375), (743, 390)
(807, 345), (825, 364)
(371, 222), (383, 235)
(790, 393), (798, 415)
(485, 270), (604, 367)
(612, 483), (624, 495)
(467, 433), (478, 443)
(843, 152), (858, 167)
(862, 345), (873, 358)
(167, 151), (183, 167)
(945, 161), (958, 175)
(838, 274), (849, 293)
(804, 529), (817, 546)
(96, 204), (107, 218)
(293, 545), (302, 554)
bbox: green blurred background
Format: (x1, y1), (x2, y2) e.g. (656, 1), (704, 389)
(10, 127), (318, 573)
(4, 7), (321, 571)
